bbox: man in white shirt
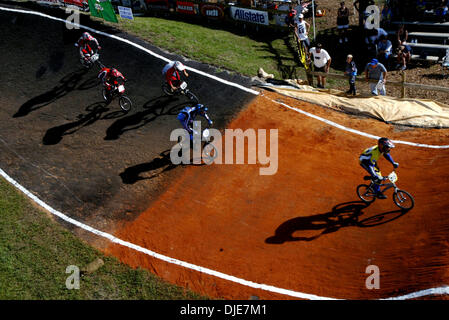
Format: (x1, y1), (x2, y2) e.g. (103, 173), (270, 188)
(309, 43), (332, 88)
(294, 14), (311, 52)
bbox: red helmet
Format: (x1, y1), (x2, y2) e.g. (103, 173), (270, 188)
(111, 68), (120, 77)
(82, 32), (91, 41)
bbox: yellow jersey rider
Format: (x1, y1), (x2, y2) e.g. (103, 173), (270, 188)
(359, 137), (399, 199)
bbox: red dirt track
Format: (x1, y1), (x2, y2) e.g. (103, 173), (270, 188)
(107, 91), (449, 300)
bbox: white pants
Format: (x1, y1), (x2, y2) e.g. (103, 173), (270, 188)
(370, 80), (386, 96)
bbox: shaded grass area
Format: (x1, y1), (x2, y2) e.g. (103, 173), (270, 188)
(0, 177), (204, 300)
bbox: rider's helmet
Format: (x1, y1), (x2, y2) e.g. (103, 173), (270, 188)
(111, 68), (120, 77)
(378, 137), (395, 151)
(82, 32), (92, 41)
(174, 61), (186, 71)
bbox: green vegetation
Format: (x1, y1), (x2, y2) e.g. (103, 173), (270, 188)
(0, 177), (204, 299)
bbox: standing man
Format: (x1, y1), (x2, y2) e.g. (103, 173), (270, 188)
(309, 43), (332, 89)
(364, 58), (387, 96)
(337, 1), (350, 43)
(294, 13), (311, 53)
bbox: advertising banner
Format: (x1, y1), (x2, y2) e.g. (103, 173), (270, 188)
(145, 0), (169, 10)
(118, 5), (133, 19)
(199, 3), (224, 19)
(176, 1), (195, 15)
(88, 0), (118, 22)
(230, 7), (269, 25)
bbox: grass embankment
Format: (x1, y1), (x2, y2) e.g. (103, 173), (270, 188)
(0, 177), (204, 299)
(101, 15), (347, 88)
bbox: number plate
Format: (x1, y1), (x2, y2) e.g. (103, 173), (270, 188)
(180, 82), (187, 90)
(118, 85), (125, 93)
(388, 172), (398, 183)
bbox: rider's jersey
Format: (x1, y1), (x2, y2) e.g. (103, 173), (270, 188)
(359, 145), (394, 166)
(165, 66), (181, 87)
(98, 68), (125, 87)
(76, 35), (99, 54)
(177, 104), (211, 133)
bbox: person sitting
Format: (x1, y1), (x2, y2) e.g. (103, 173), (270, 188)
(435, 0), (449, 22)
(376, 35), (393, 66)
(380, 4), (393, 28)
(396, 45), (412, 71)
(396, 24), (409, 47)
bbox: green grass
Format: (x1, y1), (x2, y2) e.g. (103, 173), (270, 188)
(0, 177), (205, 300)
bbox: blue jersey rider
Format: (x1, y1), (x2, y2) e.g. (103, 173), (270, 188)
(359, 137), (399, 199)
(177, 104), (213, 141)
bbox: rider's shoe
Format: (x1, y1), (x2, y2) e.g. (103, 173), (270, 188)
(376, 192), (387, 199)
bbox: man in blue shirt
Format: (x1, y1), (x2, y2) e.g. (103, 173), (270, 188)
(376, 35), (393, 65)
(364, 58), (387, 96)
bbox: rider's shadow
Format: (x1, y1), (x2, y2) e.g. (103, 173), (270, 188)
(265, 201), (409, 244)
(14, 69), (89, 118)
(104, 97), (186, 141)
(42, 102), (126, 145)
(119, 150), (179, 184)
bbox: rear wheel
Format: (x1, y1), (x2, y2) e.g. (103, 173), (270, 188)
(357, 184), (376, 203)
(119, 96), (132, 112)
(202, 142), (218, 165)
(393, 189), (414, 210)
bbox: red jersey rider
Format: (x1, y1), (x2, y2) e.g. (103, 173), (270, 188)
(75, 32), (101, 61)
(165, 61), (189, 92)
(98, 67), (126, 93)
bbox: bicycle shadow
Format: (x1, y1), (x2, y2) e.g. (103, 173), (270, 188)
(42, 102), (126, 145)
(265, 201), (409, 244)
(104, 97), (188, 141)
(14, 69), (90, 118)
(119, 150), (179, 184)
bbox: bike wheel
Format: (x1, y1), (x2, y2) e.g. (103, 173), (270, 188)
(186, 91), (199, 104)
(393, 189), (414, 210)
(102, 88), (110, 102)
(202, 142), (218, 165)
(119, 96), (132, 112)
(162, 83), (174, 96)
(357, 184), (376, 203)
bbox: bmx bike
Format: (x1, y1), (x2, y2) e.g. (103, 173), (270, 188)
(178, 125), (218, 165)
(162, 81), (199, 104)
(102, 80), (132, 112)
(356, 171), (414, 210)
(80, 51), (100, 69)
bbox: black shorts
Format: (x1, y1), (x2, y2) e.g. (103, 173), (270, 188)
(314, 66), (326, 73)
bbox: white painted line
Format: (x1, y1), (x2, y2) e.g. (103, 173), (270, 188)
(0, 6), (260, 96)
(269, 98), (449, 149)
(1, 5), (449, 300)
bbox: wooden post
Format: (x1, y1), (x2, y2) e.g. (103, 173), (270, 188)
(401, 72), (406, 98)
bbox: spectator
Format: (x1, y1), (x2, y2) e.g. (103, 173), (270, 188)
(396, 45), (412, 71)
(380, 4), (393, 28)
(344, 54), (358, 95)
(295, 14), (311, 53)
(309, 43), (332, 89)
(366, 26), (388, 46)
(354, 0), (375, 27)
(365, 58), (388, 96)
(416, 0), (427, 18)
(435, 0), (449, 22)
(337, 1), (350, 44)
(376, 35), (393, 65)
(285, 4), (297, 28)
(396, 24), (409, 47)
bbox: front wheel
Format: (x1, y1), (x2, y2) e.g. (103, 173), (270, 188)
(119, 96), (132, 112)
(357, 184), (376, 203)
(393, 189), (414, 210)
(162, 83), (174, 96)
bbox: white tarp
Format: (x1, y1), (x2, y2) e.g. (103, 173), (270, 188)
(260, 81), (449, 128)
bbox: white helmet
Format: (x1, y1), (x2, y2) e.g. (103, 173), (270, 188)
(82, 32), (91, 40)
(174, 61), (185, 71)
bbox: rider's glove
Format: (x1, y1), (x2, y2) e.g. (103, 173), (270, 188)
(208, 120), (213, 126)
(393, 162), (399, 168)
